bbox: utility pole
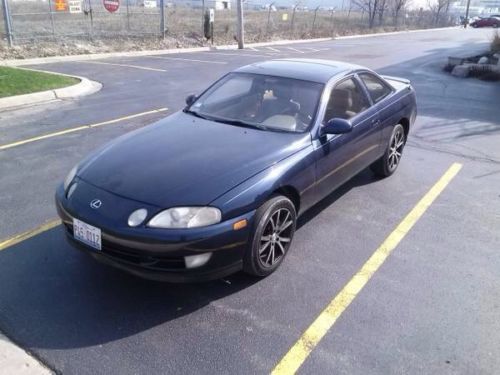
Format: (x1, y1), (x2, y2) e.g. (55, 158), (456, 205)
(236, 0), (244, 49)
(464, 0), (471, 28)
(159, 0), (165, 38)
(1, 0), (13, 47)
(202, 0), (205, 37)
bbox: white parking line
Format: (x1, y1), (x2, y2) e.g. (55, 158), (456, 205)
(266, 46), (281, 52)
(206, 52), (281, 58)
(247, 47), (259, 51)
(286, 47), (305, 53)
(145, 56), (227, 64)
(303, 47), (321, 52)
(78, 61), (167, 72)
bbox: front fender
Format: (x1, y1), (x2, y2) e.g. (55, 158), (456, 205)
(211, 145), (317, 220)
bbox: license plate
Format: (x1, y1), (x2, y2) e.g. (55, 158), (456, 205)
(73, 218), (102, 251)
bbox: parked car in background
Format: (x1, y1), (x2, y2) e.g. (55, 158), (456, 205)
(56, 59), (417, 282)
(470, 16), (500, 28)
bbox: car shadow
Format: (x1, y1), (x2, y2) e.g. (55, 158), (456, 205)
(0, 169), (377, 351)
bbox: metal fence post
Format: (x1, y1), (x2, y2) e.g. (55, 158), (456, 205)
(126, 0), (130, 31)
(47, 0), (56, 39)
(330, 8), (335, 35)
(291, 4), (297, 32)
(312, 6), (319, 33)
(266, 3), (274, 35)
(1, 0), (13, 46)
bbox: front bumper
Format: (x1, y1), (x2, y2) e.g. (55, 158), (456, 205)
(55, 182), (254, 282)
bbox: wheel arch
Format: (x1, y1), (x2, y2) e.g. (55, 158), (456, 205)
(272, 185), (301, 215)
(399, 117), (410, 140)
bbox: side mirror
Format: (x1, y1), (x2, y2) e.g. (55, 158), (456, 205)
(185, 94), (197, 106)
(322, 118), (353, 135)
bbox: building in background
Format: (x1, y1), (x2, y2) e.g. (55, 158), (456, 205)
(450, 0), (500, 15)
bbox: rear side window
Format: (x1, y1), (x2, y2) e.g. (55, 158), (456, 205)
(359, 73), (393, 104)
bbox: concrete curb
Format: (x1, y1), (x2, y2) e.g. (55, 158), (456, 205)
(0, 333), (52, 374)
(0, 27), (458, 67)
(0, 67), (102, 111)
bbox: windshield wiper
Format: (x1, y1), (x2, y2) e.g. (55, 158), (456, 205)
(214, 117), (268, 131)
(183, 108), (210, 120)
(184, 110), (268, 131)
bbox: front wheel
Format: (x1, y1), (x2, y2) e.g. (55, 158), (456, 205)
(243, 196), (297, 277)
(370, 124), (406, 177)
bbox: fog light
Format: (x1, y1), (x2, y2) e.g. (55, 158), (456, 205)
(128, 209), (148, 227)
(184, 253), (212, 269)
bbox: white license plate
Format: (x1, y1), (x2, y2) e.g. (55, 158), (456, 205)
(73, 218), (102, 251)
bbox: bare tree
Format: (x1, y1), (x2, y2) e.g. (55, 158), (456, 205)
(428, 0), (449, 26)
(392, 0), (412, 27)
(352, 0), (379, 28)
(377, 0), (389, 26)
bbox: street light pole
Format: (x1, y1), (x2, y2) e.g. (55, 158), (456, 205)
(236, 0), (244, 49)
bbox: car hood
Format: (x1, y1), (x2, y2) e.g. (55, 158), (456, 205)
(78, 111), (311, 208)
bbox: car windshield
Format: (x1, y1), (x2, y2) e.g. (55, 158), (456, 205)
(187, 73), (324, 133)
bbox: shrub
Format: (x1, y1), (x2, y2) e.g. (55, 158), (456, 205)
(492, 31), (500, 53)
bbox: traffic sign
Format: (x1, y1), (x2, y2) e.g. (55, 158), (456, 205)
(55, 0), (68, 12)
(103, 0), (119, 13)
(69, 0), (82, 13)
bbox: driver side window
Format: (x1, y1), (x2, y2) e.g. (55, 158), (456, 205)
(323, 77), (369, 123)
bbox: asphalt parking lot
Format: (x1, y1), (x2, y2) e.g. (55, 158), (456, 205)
(0, 28), (499, 374)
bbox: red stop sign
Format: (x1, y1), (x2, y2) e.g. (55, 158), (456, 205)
(103, 0), (119, 12)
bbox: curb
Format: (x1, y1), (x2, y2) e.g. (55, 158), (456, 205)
(0, 332), (53, 374)
(0, 27), (458, 67)
(0, 68), (102, 111)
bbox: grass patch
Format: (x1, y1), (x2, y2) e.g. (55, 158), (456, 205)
(0, 67), (79, 98)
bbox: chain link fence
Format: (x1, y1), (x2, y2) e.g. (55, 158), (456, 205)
(1, 0), (454, 54)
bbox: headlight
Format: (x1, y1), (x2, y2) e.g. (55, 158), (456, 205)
(63, 165), (78, 191)
(147, 207), (221, 229)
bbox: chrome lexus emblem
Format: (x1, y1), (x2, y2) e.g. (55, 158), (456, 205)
(90, 199), (102, 209)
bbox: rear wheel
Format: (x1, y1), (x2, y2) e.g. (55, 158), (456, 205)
(243, 196), (296, 277)
(370, 124), (406, 177)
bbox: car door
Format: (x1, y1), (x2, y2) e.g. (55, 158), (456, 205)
(312, 75), (382, 202)
(357, 72), (397, 151)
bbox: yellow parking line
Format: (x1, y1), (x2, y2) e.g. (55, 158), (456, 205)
(272, 162), (463, 375)
(0, 219), (61, 252)
(0, 107), (168, 151)
(79, 61), (167, 72)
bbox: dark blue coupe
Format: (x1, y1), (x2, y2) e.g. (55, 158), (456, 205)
(55, 59), (417, 282)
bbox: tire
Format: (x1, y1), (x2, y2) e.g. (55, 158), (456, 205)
(243, 195), (297, 277)
(370, 124), (406, 178)
(493, 24), (498, 28)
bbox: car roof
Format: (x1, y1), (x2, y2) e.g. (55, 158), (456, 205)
(234, 58), (366, 83)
